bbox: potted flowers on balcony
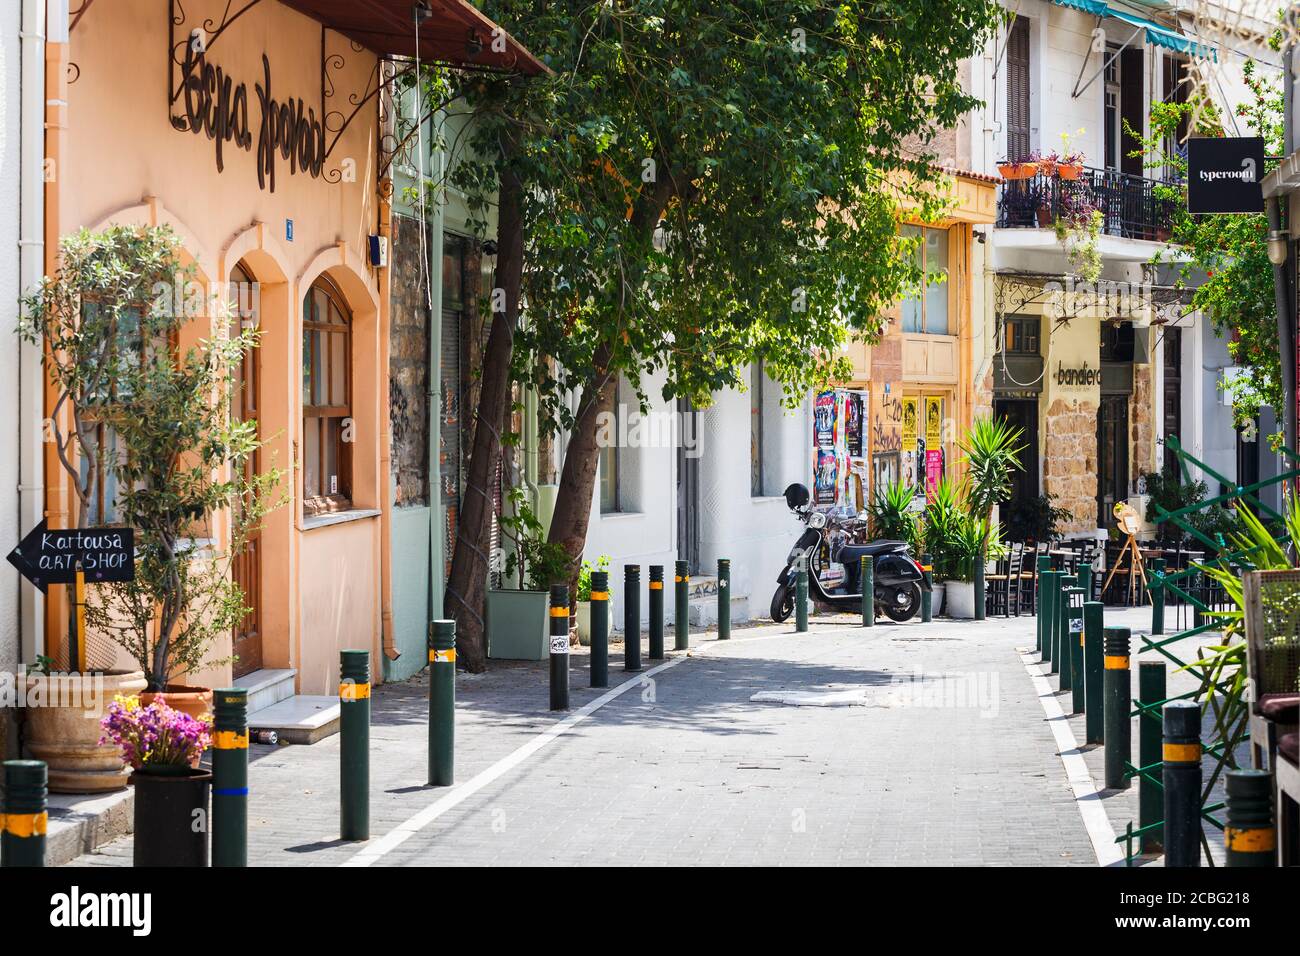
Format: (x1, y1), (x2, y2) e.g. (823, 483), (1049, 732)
(100, 694), (213, 867)
(487, 488), (571, 660)
(997, 158), (1040, 181)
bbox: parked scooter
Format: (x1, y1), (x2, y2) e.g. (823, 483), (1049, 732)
(770, 483), (929, 623)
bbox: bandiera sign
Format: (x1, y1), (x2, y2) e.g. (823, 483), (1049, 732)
(1056, 360), (1101, 388)
(172, 43), (326, 193)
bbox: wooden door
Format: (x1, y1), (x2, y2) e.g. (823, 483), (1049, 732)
(230, 263), (262, 677)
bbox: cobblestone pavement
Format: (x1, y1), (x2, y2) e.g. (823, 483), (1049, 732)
(73, 610), (1112, 867)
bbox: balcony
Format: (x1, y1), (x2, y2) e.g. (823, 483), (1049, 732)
(996, 166), (1178, 243)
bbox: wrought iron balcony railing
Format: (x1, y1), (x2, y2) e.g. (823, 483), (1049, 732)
(996, 166), (1179, 243)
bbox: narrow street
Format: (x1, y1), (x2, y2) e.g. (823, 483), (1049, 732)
(74, 612), (1123, 867)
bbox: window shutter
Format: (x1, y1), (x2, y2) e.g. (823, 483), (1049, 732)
(1006, 16), (1031, 162)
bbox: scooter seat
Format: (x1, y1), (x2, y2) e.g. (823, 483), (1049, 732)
(838, 540), (909, 561)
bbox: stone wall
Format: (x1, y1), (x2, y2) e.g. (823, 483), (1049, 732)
(974, 368), (993, 422)
(1043, 397), (1098, 533)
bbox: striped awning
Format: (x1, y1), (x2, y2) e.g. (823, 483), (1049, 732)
(1051, 0), (1216, 60)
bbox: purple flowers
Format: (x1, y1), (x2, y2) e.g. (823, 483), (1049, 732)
(99, 694), (212, 770)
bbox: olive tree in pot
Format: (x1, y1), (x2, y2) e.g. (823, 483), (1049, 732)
(24, 226), (283, 737)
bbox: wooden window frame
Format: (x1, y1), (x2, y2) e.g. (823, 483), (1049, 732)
(302, 275), (354, 516)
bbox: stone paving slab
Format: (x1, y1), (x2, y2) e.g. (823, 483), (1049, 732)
(70, 611), (1102, 867)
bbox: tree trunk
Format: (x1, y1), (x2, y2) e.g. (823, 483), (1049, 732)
(547, 345), (617, 583)
(442, 158), (524, 673)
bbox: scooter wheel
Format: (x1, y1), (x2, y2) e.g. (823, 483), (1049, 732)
(769, 583), (794, 623)
(881, 583), (922, 623)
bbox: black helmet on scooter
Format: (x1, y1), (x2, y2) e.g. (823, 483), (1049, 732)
(783, 483), (810, 510)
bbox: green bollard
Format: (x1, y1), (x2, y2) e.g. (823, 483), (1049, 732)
(1059, 577), (1078, 692)
(1078, 561), (1093, 604)
(647, 565), (664, 660)
(1069, 589), (1085, 714)
(1036, 556), (1051, 653)
(212, 688), (249, 867)
(974, 557), (986, 621)
(674, 560), (690, 651)
(920, 553), (933, 623)
(0, 760), (47, 867)
(1150, 557), (1166, 636)
(1163, 700), (1202, 867)
(717, 559), (731, 640)
(1054, 575), (1075, 678)
(590, 572), (610, 686)
(1083, 601), (1104, 745)
(1138, 660), (1166, 852)
(861, 555), (874, 627)
(624, 564), (641, 672)
(1039, 570), (1057, 660)
(339, 649), (370, 841)
(1103, 627), (1131, 790)
(795, 560), (809, 633)
(428, 619), (456, 784)
(549, 584), (570, 711)
(1224, 769), (1275, 867)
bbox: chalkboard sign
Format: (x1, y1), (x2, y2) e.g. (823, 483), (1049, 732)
(1187, 137), (1265, 214)
(5, 519), (135, 593)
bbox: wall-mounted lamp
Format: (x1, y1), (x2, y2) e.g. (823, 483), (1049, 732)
(973, 227), (987, 245)
(1268, 229), (1289, 266)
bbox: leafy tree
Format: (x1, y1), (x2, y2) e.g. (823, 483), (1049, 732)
(437, 0), (1004, 669)
(1135, 57), (1283, 429)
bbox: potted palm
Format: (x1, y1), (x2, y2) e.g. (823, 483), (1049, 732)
(487, 489), (571, 660)
(575, 555), (612, 645)
(923, 478), (965, 615)
(959, 416), (1025, 613)
(100, 694), (212, 866)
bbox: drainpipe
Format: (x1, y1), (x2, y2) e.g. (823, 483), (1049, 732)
(1267, 195), (1295, 455)
(17, 0), (48, 664)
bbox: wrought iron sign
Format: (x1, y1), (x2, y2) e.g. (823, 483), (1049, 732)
(166, 0), (408, 193)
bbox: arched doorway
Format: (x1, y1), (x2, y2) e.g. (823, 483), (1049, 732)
(230, 261), (262, 677)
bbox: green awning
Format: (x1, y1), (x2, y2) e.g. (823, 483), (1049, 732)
(1051, 0), (1216, 60)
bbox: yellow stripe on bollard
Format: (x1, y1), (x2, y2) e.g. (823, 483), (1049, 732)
(1104, 655), (1130, 670)
(1163, 742), (1202, 763)
(590, 591), (609, 600)
(0, 811), (47, 838)
(429, 648), (456, 663)
(339, 682), (371, 701)
(214, 730), (249, 750)
(549, 607), (569, 618)
(1225, 826), (1275, 852)
(648, 582), (663, 590)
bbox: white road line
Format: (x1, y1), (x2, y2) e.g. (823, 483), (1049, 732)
(342, 655), (687, 867)
(1019, 650), (1124, 866)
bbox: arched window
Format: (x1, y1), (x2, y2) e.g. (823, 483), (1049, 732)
(302, 276), (352, 513)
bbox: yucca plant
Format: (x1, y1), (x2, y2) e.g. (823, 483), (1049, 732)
(869, 478), (919, 552)
(923, 478), (964, 580)
(959, 415), (1025, 562)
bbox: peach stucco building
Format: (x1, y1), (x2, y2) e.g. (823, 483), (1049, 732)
(42, 0), (540, 699)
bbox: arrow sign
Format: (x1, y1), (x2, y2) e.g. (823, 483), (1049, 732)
(5, 520), (135, 593)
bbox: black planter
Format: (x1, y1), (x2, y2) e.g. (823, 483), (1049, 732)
(131, 769), (212, 867)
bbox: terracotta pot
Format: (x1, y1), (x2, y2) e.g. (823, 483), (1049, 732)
(21, 669), (147, 794)
(140, 685), (213, 723)
(1056, 162), (1083, 180)
(1036, 205), (1053, 228)
(998, 161), (1039, 181)
(140, 686), (213, 768)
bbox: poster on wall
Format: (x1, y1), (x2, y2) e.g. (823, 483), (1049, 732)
(926, 449), (944, 500)
(846, 392), (864, 457)
(901, 397), (918, 449)
(925, 396), (942, 448)
(872, 452), (899, 495)
(813, 448), (838, 504)
(814, 390), (838, 448)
